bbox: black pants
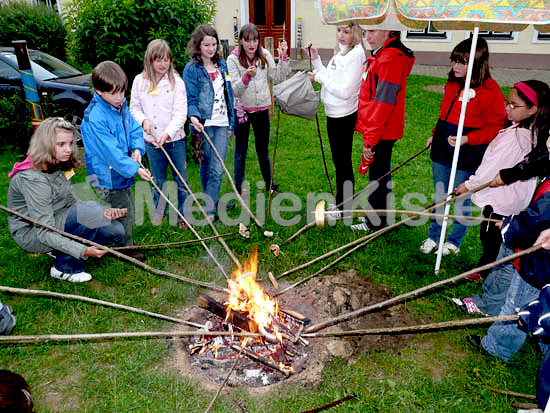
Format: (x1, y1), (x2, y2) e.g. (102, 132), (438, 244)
(368, 139), (396, 228)
(234, 109), (273, 190)
(478, 205), (505, 278)
(326, 112), (357, 208)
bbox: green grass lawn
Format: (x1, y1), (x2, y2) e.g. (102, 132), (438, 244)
(0, 75), (541, 412)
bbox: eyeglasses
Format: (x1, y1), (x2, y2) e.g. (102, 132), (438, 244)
(505, 101), (527, 109)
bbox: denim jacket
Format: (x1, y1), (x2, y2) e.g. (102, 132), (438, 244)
(81, 93), (145, 190)
(183, 57), (235, 132)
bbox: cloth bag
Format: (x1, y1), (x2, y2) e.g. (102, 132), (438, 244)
(273, 71), (319, 121)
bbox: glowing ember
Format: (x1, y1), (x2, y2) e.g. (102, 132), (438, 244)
(225, 251), (283, 343)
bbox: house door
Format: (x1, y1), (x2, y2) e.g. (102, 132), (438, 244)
(248, 0), (291, 57)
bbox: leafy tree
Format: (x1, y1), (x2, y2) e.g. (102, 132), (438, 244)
(64, 0), (216, 79)
(0, 1), (67, 59)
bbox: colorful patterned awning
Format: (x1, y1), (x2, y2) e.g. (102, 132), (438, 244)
(320, 0), (550, 30)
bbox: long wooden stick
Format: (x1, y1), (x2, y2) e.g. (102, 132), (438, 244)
(112, 232), (238, 250)
(200, 129), (265, 231)
(205, 351), (242, 413)
(0, 205), (228, 293)
(300, 394), (357, 413)
(0, 330), (260, 344)
(0, 286), (205, 328)
(139, 161), (230, 280)
(324, 209), (501, 223)
(487, 387), (538, 400)
(315, 114), (334, 196)
(156, 144), (243, 271)
(302, 315), (518, 337)
(304, 244), (543, 333)
(267, 107), (282, 216)
(280, 145), (430, 247)
(276, 182), (491, 280)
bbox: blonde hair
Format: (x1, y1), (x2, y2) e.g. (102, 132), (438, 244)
(335, 22), (365, 57)
(27, 117), (80, 172)
(144, 39), (176, 90)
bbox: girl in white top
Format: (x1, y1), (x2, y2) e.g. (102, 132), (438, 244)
(304, 22), (366, 210)
(130, 39), (188, 228)
(227, 23), (290, 195)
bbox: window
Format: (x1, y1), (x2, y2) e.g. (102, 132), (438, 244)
(533, 29), (550, 43)
(405, 22), (450, 42)
(473, 30), (518, 43)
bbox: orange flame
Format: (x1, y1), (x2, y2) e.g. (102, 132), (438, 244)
(225, 250), (283, 342)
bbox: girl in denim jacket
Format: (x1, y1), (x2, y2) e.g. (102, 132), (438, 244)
(183, 24), (235, 220)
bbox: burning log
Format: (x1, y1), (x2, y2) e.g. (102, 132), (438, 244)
(199, 294), (257, 333)
(229, 344), (290, 376)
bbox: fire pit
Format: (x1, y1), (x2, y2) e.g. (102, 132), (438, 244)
(170, 268), (418, 392)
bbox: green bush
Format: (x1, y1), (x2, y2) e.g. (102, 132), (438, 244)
(64, 0), (215, 80)
(0, 94), (34, 153)
(0, 1), (67, 59)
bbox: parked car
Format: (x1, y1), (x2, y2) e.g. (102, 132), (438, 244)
(0, 47), (92, 120)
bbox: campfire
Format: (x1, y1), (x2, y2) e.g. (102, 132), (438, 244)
(182, 251), (311, 387)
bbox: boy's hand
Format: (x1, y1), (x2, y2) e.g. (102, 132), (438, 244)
(448, 135), (469, 147)
(137, 167), (152, 181)
(535, 228), (550, 249)
(131, 149), (141, 164)
(190, 116), (204, 133)
(490, 173), (505, 187)
(104, 207), (127, 221)
(142, 119), (153, 135)
(455, 183), (468, 195)
(228, 130), (232, 138)
(426, 136), (433, 148)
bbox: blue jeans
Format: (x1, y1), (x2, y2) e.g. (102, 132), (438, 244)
(428, 161), (473, 247)
(0, 302), (16, 335)
(53, 202), (125, 273)
(481, 271), (541, 361)
(472, 244), (516, 316)
(146, 140), (189, 216)
(234, 109), (273, 190)
(201, 126), (229, 216)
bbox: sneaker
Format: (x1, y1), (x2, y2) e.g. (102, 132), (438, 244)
(269, 184), (280, 195)
(451, 297), (488, 316)
(442, 242), (460, 256)
(50, 266), (92, 283)
(465, 272), (484, 281)
(218, 201), (236, 211)
(420, 238), (437, 254)
(351, 220), (372, 232)
(326, 203), (342, 220)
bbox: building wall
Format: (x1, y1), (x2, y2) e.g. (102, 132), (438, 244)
(214, 0), (550, 69)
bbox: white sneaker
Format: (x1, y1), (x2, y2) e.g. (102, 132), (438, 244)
(50, 266), (92, 283)
(351, 221), (372, 232)
(420, 238), (437, 254)
(442, 242), (460, 256)
(326, 203), (342, 220)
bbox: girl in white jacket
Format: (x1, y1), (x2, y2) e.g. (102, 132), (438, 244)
(130, 39), (188, 228)
(305, 22), (366, 212)
(227, 23), (290, 195)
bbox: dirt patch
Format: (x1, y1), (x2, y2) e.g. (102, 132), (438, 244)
(169, 269), (421, 394)
(424, 84), (445, 94)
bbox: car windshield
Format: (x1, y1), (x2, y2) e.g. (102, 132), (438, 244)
(0, 50), (82, 80)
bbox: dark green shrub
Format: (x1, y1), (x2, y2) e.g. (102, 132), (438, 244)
(0, 94), (33, 153)
(0, 1), (67, 60)
(64, 0), (215, 80)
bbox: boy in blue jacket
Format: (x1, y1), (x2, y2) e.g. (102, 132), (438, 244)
(81, 61), (151, 252)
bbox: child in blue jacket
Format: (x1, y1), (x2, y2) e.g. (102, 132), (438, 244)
(81, 61), (152, 251)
